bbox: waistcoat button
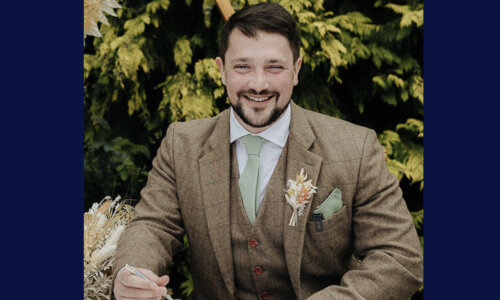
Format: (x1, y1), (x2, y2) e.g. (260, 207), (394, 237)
(260, 291), (270, 299)
(253, 266), (263, 275)
(249, 238), (259, 247)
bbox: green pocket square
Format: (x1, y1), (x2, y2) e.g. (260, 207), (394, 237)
(313, 188), (343, 219)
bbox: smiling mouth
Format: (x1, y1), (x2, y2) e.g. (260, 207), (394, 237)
(244, 95), (274, 102)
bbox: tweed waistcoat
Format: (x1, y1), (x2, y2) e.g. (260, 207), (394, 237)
(230, 143), (296, 300)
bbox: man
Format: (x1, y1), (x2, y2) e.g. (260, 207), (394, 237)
(112, 3), (423, 300)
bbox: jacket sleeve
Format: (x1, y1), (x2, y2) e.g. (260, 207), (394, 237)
(308, 129), (423, 300)
(109, 122), (185, 299)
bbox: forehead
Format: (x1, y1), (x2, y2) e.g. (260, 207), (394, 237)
(225, 29), (294, 63)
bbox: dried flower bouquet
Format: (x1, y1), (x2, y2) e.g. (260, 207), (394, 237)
(84, 196), (134, 300)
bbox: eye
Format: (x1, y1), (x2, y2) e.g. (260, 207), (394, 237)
(267, 65), (284, 73)
(235, 65), (250, 70)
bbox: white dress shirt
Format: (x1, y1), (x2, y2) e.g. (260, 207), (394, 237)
(230, 104), (291, 209)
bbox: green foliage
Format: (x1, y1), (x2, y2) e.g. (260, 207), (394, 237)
(158, 41), (223, 121)
(411, 209), (423, 231)
(84, 0), (423, 298)
(84, 116), (150, 209)
(385, 3), (423, 28)
(169, 235), (194, 296)
(411, 209), (423, 251)
(379, 118), (423, 189)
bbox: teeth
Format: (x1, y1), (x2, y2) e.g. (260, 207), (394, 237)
(247, 95), (271, 102)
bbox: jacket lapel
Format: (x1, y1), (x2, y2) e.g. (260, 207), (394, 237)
(198, 110), (235, 298)
(284, 102), (323, 298)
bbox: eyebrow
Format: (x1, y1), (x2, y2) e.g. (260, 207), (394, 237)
(267, 59), (285, 64)
(230, 57), (286, 64)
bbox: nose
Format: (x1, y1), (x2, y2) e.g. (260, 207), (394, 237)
(248, 68), (269, 92)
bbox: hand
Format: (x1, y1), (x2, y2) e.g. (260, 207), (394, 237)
(114, 266), (170, 300)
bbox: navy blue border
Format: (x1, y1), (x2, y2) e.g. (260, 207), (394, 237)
(425, 1), (500, 298)
(1, 1), (83, 298)
(2, 0), (499, 298)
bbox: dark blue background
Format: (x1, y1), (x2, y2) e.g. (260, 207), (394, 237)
(0, 0), (83, 298)
(424, 1), (500, 298)
(0, 0), (498, 299)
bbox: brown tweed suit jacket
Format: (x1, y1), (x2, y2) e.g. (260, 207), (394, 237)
(112, 102), (423, 299)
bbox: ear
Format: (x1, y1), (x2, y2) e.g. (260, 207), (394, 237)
(215, 57), (226, 86)
(293, 57), (302, 86)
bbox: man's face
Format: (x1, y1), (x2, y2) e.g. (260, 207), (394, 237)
(216, 29), (302, 132)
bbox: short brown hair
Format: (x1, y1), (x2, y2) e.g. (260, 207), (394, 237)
(218, 2), (300, 63)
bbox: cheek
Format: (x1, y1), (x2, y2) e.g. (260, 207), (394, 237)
(226, 73), (246, 93)
(272, 74), (295, 92)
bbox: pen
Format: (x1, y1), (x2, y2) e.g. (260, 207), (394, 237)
(124, 264), (174, 300)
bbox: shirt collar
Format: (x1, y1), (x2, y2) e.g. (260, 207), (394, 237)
(230, 103), (291, 147)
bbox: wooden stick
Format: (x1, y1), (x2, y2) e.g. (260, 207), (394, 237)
(215, 0), (235, 21)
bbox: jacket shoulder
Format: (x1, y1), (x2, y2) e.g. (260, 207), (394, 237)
(168, 110), (228, 143)
(293, 105), (378, 162)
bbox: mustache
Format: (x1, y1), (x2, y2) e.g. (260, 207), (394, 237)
(236, 89), (278, 98)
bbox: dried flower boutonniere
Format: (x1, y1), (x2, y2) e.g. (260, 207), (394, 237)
(285, 168), (318, 227)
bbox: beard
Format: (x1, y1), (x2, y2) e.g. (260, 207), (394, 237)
(231, 89), (289, 128)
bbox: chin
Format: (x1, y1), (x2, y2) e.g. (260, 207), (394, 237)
(233, 99), (288, 128)
(243, 112), (275, 128)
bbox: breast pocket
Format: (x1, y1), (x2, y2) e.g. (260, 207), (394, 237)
(302, 205), (352, 278)
(307, 204), (349, 234)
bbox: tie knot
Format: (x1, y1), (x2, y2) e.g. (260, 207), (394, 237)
(241, 135), (267, 156)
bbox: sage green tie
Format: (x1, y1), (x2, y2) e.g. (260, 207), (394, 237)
(239, 135), (267, 224)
